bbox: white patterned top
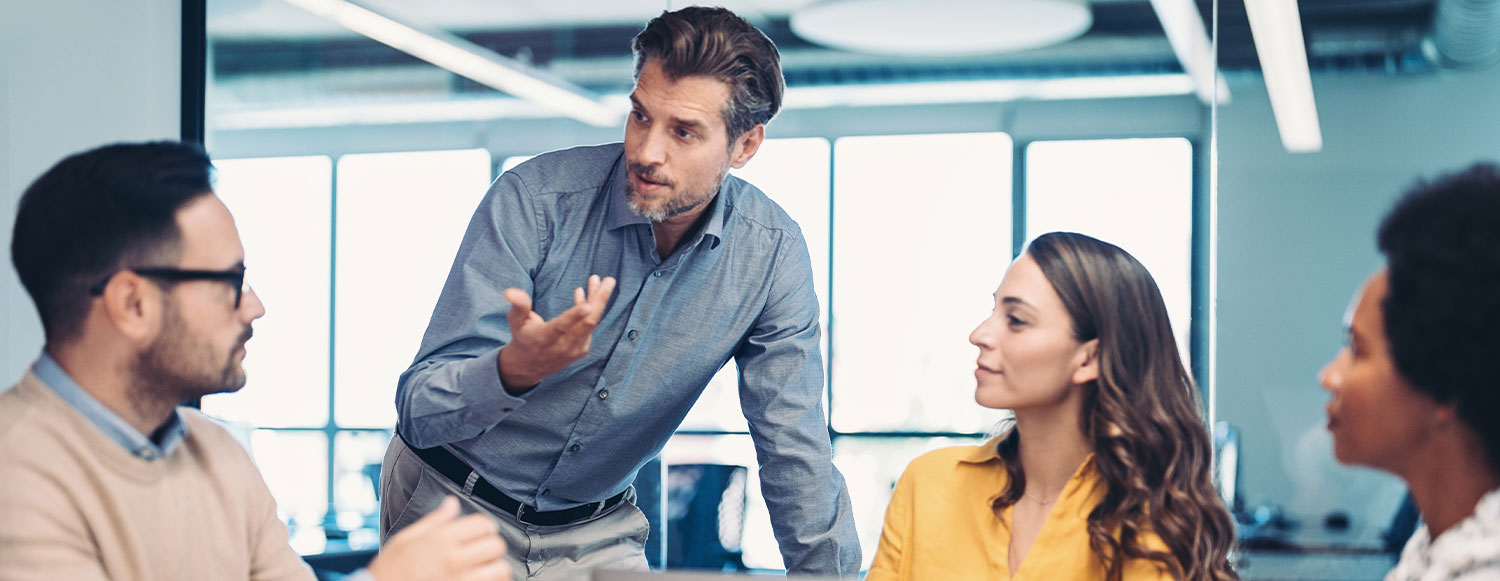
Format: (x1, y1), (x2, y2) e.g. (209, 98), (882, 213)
(1387, 488), (1500, 581)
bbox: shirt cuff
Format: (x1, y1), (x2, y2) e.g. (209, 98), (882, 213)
(459, 346), (529, 417)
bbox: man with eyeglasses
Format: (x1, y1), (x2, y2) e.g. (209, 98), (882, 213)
(1, 141), (511, 581)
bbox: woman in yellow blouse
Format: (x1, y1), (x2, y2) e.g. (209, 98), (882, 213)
(867, 232), (1237, 581)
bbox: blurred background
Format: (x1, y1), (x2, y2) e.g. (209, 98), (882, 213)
(5, 0), (1499, 578)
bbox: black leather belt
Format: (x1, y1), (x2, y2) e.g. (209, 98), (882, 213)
(406, 438), (627, 526)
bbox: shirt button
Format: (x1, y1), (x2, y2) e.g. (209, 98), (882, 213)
(541, 488), (550, 495)
(598, 389), (610, 400)
(652, 271), (663, 277)
(569, 444), (581, 452)
(627, 330), (639, 340)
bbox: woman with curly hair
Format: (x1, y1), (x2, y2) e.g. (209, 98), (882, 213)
(867, 232), (1237, 581)
(1319, 164), (1500, 581)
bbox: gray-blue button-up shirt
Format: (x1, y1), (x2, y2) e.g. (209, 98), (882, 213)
(395, 143), (859, 575)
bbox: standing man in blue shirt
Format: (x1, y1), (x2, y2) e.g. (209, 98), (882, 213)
(379, 6), (860, 580)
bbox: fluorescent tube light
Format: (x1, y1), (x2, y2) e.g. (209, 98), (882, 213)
(1244, 0), (1323, 152)
(280, 0), (622, 127)
(213, 75), (1198, 131)
(1148, 0), (1232, 105)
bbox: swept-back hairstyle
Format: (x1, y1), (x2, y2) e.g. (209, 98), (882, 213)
(992, 232), (1237, 581)
(11, 141), (214, 342)
(1378, 162), (1500, 473)
(631, 6), (784, 141)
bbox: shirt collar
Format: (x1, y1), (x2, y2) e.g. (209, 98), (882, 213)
(603, 151), (727, 250)
(957, 436), (1006, 464)
(34, 351), (188, 461)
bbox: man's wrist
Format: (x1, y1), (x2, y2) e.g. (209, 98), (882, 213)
(497, 346), (541, 395)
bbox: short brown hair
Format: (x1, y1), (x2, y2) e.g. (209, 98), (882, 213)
(632, 6), (784, 140)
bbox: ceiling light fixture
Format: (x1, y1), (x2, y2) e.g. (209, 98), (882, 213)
(791, 0), (1093, 56)
(1244, 0), (1323, 152)
(1148, 0), (1232, 104)
(213, 74), (1199, 131)
(280, 0), (621, 128)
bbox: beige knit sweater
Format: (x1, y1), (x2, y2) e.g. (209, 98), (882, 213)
(0, 370), (315, 581)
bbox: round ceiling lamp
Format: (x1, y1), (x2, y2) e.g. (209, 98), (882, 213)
(790, 0), (1094, 57)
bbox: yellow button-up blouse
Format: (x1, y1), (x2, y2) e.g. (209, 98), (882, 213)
(866, 440), (1174, 581)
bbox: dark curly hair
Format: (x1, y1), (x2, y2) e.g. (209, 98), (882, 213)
(632, 6), (784, 141)
(993, 232), (1238, 581)
(1377, 162), (1500, 473)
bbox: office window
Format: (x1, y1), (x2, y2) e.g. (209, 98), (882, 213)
(680, 137), (833, 432)
(829, 133), (1014, 434)
(204, 135), (1200, 570)
(834, 436), (989, 568)
(333, 149), (492, 428)
(333, 430), (394, 543)
(204, 149), (493, 552)
(250, 429), (328, 552)
(205, 156), (333, 428)
(1026, 138), (1194, 356)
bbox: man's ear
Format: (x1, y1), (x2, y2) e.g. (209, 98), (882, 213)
(729, 124), (765, 169)
(99, 273), (162, 344)
(1072, 338), (1100, 385)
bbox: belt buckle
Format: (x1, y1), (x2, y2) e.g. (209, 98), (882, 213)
(515, 504), (529, 523)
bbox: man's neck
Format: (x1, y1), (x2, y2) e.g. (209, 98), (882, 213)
(48, 343), (178, 439)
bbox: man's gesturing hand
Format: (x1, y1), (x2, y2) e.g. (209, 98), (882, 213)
(497, 274), (618, 393)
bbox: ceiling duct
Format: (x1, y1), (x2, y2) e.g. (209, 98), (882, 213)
(1428, 0), (1500, 68)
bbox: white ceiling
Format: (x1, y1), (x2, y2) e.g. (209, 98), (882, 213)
(207, 0), (820, 39)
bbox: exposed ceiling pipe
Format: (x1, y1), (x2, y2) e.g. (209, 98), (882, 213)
(1427, 0), (1500, 69)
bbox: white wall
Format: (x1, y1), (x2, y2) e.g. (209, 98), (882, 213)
(1, 0), (181, 384)
(1216, 66), (1500, 531)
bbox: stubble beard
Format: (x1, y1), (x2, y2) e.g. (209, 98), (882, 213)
(625, 161), (726, 222)
(130, 302), (252, 407)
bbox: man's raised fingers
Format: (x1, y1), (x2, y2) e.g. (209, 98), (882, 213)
(587, 276), (617, 310)
(503, 288), (534, 330)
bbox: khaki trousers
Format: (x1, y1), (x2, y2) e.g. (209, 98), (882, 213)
(379, 436), (651, 581)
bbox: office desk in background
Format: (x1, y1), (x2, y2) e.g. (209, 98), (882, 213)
(1235, 524), (1397, 581)
(1237, 551), (1395, 581)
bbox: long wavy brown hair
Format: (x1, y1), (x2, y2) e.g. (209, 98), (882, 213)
(991, 232), (1237, 581)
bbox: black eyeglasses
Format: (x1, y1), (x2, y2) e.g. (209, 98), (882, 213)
(89, 267), (248, 308)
